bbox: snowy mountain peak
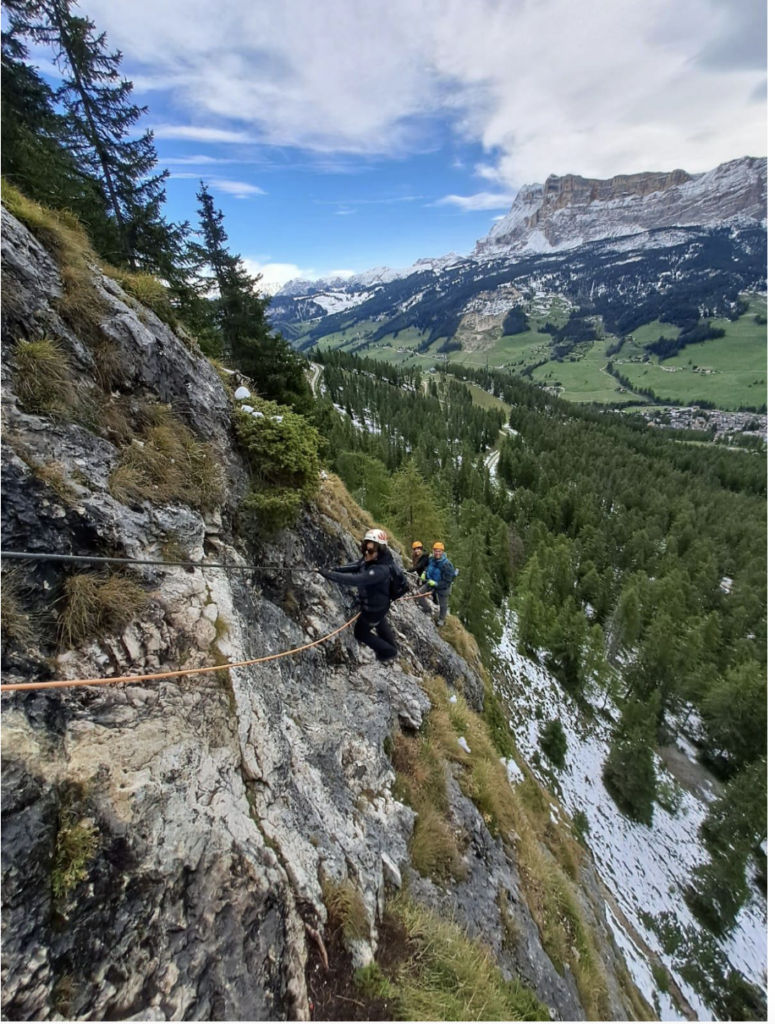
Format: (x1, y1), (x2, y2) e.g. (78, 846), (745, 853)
(475, 156), (767, 256)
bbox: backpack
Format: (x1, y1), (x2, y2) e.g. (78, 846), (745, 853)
(389, 561), (409, 601)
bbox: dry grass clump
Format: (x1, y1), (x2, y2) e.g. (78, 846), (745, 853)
(404, 672), (611, 1019)
(423, 675), (518, 840)
(316, 475), (406, 560)
(439, 615), (486, 675)
(102, 266), (175, 327)
(2, 182), (104, 333)
(208, 359), (236, 392)
(32, 461), (79, 504)
(391, 728), (466, 883)
(109, 404), (223, 511)
(1, 571), (35, 647)
(321, 877), (371, 943)
(498, 886), (522, 951)
(388, 893), (549, 1021)
(14, 339), (78, 417)
(58, 572), (147, 648)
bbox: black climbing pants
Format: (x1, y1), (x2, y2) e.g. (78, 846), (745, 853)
(354, 614), (398, 662)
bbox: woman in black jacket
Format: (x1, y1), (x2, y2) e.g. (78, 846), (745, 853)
(318, 529), (398, 662)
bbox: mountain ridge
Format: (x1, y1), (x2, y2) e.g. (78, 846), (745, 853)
(276, 156), (766, 303)
(478, 156), (766, 256)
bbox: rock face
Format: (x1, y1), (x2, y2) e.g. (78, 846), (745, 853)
(1, 209), (647, 1021)
(476, 156), (767, 255)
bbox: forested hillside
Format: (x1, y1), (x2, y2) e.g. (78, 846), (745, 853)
(315, 351), (766, 953)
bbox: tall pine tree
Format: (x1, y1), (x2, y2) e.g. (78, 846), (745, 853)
(1, 0), (118, 251)
(191, 181), (310, 411)
(25, 0), (180, 271)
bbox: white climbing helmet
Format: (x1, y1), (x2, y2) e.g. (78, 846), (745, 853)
(363, 528), (388, 546)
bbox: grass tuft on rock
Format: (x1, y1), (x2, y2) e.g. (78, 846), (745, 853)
(316, 474), (405, 557)
(32, 461), (79, 504)
(14, 338), (78, 417)
(59, 572), (147, 648)
(321, 877), (371, 943)
(388, 893), (549, 1021)
(1, 571), (35, 647)
(438, 614), (485, 674)
(109, 404), (223, 511)
(51, 811), (99, 900)
(102, 266), (176, 328)
(392, 668), (610, 1020)
(2, 182), (105, 335)
(391, 728), (466, 883)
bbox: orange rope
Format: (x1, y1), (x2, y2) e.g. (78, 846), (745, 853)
(1, 614), (361, 693)
(0, 590), (432, 693)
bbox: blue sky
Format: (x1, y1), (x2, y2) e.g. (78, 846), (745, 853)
(33, 0), (767, 289)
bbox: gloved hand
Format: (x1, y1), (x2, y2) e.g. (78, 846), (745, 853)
(428, 579), (437, 588)
(420, 571), (427, 581)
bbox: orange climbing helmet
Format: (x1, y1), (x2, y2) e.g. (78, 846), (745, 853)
(412, 541), (423, 550)
(432, 541), (445, 552)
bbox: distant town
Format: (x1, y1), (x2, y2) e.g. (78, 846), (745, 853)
(633, 406), (767, 444)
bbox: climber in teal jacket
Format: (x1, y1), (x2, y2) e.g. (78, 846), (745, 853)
(418, 541), (457, 626)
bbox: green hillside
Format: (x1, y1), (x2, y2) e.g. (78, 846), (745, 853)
(301, 294), (767, 411)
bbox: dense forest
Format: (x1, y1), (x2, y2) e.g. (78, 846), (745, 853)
(315, 351), (766, 938)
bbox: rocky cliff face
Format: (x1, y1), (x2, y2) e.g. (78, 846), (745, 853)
(476, 156), (767, 255)
(1, 208), (648, 1021)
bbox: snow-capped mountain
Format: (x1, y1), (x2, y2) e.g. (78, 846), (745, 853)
(475, 156), (767, 256)
(273, 254), (466, 322)
(270, 156), (767, 347)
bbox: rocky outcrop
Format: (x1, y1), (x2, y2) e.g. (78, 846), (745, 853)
(1, 208), (648, 1021)
(477, 156), (767, 255)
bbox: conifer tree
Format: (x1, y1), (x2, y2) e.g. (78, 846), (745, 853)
(25, 0), (178, 270)
(453, 500), (498, 647)
(190, 182), (310, 411)
(514, 555), (549, 653)
(603, 693), (659, 825)
(1, 1), (117, 249)
(386, 461), (447, 552)
(701, 662), (766, 771)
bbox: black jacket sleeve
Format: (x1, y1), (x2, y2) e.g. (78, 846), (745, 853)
(321, 562), (390, 589)
(321, 567), (373, 587)
(328, 560), (362, 574)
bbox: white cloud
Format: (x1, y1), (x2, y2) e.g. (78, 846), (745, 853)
(152, 124), (258, 144)
(162, 154), (236, 165)
(80, 0), (767, 185)
(435, 191), (514, 211)
(242, 259), (355, 293)
(208, 177), (265, 198)
(168, 172), (265, 198)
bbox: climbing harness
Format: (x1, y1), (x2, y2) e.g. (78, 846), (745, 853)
(0, 594), (429, 693)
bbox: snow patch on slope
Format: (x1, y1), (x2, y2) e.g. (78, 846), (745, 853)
(495, 613), (767, 1020)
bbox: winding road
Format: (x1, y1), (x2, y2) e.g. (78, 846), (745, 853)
(308, 361), (324, 396)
